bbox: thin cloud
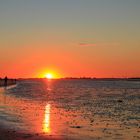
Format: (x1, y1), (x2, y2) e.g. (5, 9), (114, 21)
(79, 43), (97, 47)
(79, 42), (120, 47)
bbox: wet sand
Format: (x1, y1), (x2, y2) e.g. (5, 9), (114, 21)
(0, 80), (140, 140)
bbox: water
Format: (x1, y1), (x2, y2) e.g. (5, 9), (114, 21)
(0, 79), (140, 140)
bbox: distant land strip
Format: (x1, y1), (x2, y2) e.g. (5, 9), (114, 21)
(18, 77), (140, 81)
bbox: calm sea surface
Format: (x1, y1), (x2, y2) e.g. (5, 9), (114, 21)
(0, 79), (140, 140)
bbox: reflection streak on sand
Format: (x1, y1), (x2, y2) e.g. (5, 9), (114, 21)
(1, 81), (139, 140)
(43, 104), (51, 133)
(0, 87), (50, 134)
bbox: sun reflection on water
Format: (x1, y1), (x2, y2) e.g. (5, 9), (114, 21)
(43, 104), (51, 133)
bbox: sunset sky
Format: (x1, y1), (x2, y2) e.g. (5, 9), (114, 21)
(0, 0), (140, 78)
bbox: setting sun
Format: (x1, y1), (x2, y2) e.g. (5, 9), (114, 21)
(38, 69), (62, 79)
(45, 73), (53, 79)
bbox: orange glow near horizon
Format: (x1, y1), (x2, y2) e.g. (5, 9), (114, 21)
(0, 1), (140, 79)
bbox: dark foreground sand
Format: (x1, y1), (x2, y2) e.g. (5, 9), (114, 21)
(0, 128), (66, 140)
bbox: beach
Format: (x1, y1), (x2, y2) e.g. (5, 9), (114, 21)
(0, 79), (140, 140)
(1, 1), (140, 139)
(0, 128), (66, 140)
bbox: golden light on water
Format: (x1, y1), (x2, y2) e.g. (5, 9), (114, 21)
(43, 104), (51, 133)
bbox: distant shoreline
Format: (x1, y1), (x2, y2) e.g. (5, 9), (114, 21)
(18, 77), (140, 81)
(0, 77), (139, 86)
(60, 77), (140, 81)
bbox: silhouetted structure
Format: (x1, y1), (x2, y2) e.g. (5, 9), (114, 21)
(15, 79), (17, 84)
(4, 76), (8, 87)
